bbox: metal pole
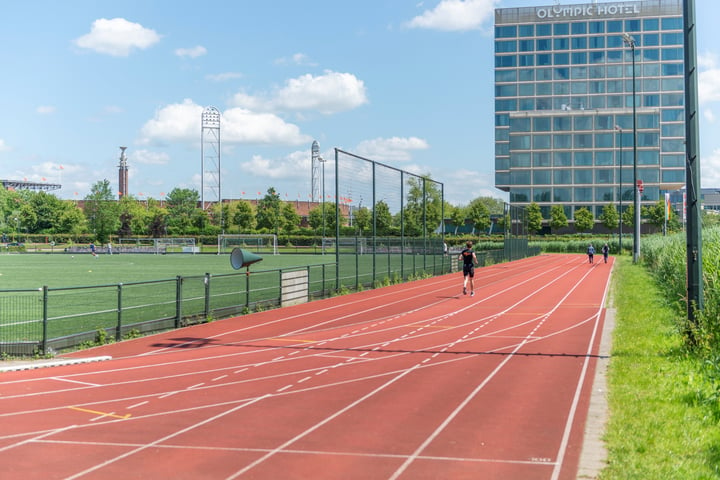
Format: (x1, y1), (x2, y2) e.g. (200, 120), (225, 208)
(624, 33), (640, 264)
(615, 125), (623, 254)
(684, 0), (703, 322)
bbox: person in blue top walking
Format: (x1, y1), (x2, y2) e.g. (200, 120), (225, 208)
(587, 244), (595, 264)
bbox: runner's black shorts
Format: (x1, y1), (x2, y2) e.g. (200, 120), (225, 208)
(463, 265), (474, 277)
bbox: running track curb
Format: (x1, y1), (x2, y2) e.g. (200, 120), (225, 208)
(0, 356), (112, 373)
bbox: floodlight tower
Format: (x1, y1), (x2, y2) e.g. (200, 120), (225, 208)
(118, 146), (129, 199)
(311, 140), (321, 203)
(201, 106), (221, 211)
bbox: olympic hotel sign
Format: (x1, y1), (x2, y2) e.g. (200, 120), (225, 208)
(536, 3), (641, 19)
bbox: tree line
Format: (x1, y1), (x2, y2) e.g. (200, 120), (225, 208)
(4, 176), (510, 244)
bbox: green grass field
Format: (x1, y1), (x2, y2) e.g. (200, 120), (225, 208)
(0, 252), (331, 289)
(0, 250), (448, 353)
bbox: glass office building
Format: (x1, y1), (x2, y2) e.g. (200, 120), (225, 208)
(494, 0), (685, 226)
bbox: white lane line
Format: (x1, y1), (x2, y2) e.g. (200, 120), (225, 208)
(0, 425), (77, 453)
(225, 364), (423, 480)
(389, 258), (597, 480)
(550, 264), (612, 480)
(63, 395), (270, 480)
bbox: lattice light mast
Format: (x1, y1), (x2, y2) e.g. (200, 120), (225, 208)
(118, 146), (129, 199)
(311, 140), (320, 203)
(201, 106), (221, 211)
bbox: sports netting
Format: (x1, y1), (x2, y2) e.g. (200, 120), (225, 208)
(332, 149), (448, 289)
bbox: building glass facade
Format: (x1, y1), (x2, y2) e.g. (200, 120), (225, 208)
(494, 0), (684, 224)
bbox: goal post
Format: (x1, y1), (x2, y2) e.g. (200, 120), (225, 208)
(217, 234), (278, 255)
(154, 238), (198, 254)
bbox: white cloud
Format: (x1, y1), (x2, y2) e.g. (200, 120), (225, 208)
(74, 18), (161, 56)
(231, 71), (368, 115)
(274, 52), (317, 67)
(0, 139), (10, 152)
(137, 99), (311, 146)
(699, 53), (720, 104)
(355, 136), (429, 162)
(175, 46), (207, 58)
(206, 72), (243, 82)
(405, 0), (497, 32)
(702, 148), (720, 188)
(36, 105), (56, 115)
(239, 150), (310, 180)
(138, 99), (204, 145)
(222, 108), (312, 145)
(132, 149), (170, 165)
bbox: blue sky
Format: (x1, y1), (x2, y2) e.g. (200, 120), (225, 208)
(1, 0), (719, 207)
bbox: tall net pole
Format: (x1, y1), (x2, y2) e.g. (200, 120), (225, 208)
(684, 0), (703, 324)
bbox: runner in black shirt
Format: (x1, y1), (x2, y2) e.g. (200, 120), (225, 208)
(458, 241), (478, 296)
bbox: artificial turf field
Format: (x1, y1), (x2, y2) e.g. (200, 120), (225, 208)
(0, 252), (330, 290)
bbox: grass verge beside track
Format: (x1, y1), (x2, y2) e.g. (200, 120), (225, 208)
(601, 256), (720, 479)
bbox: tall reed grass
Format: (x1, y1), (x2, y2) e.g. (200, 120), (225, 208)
(642, 227), (720, 411)
(642, 227), (720, 354)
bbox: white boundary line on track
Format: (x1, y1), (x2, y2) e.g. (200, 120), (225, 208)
(223, 364), (423, 480)
(388, 257), (601, 479)
(1, 255), (604, 479)
(62, 394), (271, 480)
(549, 262), (614, 480)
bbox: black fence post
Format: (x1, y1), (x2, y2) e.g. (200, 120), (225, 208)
(204, 273), (211, 319)
(116, 283), (123, 342)
(42, 286), (48, 356)
(175, 276), (183, 328)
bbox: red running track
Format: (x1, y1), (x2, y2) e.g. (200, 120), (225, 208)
(0, 254), (612, 480)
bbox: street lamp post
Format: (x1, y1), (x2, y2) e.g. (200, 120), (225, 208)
(615, 125), (623, 253)
(623, 32), (641, 263)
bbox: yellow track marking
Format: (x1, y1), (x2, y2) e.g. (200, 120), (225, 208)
(269, 338), (316, 343)
(69, 406), (131, 420)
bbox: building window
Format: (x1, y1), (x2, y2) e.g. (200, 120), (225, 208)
(595, 151), (614, 166)
(662, 169), (685, 183)
(661, 18), (683, 30)
(534, 152), (551, 166)
(572, 22), (587, 34)
(575, 151), (593, 166)
(553, 151), (572, 167)
(574, 116), (593, 130)
(495, 26), (517, 38)
(533, 117), (551, 132)
(533, 170), (552, 185)
(574, 133), (593, 148)
(595, 187), (614, 202)
(510, 135), (531, 150)
(533, 188), (552, 202)
(510, 188), (530, 202)
(553, 187), (572, 202)
(575, 187), (593, 202)
(638, 151), (660, 165)
(554, 134), (572, 149)
(510, 170), (531, 184)
(510, 117), (531, 131)
(574, 169), (593, 184)
(534, 135), (551, 149)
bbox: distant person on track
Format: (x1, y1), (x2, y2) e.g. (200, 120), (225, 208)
(602, 243), (609, 263)
(459, 241), (478, 296)
(587, 244), (595, 264)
